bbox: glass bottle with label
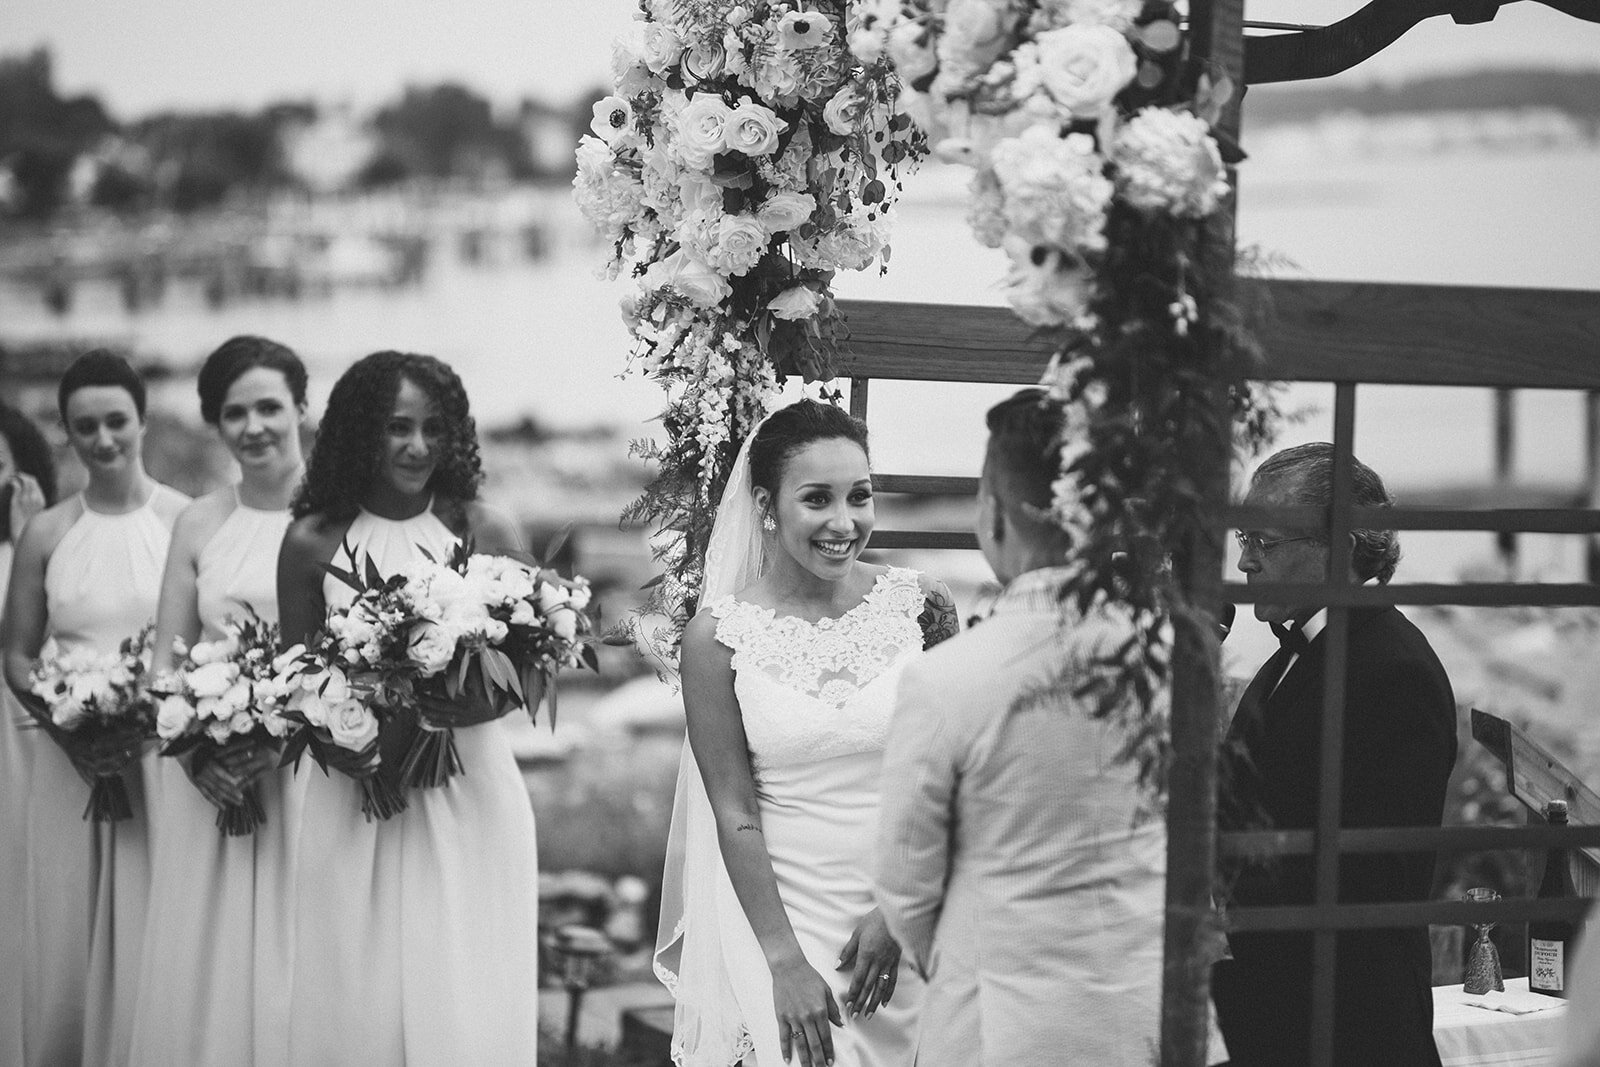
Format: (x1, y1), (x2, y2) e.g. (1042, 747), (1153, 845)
(1528, 799), (1576, 998)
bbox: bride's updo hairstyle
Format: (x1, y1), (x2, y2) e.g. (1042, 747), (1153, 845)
(746, 399), (870, 496)
(293, 350), (483, 522)
(984, 387), (1069, 534)
(196, 335), (307, 425)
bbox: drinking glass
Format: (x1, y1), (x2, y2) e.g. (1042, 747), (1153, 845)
(1463, 887), (1505, 994)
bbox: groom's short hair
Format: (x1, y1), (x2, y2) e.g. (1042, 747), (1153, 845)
(983, 388), (1067, 530)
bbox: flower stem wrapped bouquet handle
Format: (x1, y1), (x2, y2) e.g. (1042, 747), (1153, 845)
(284, 538), (599, 817)
(28, 626), (157, 822)
(152, 609), (299, 836)
(576, 0), (927, 673)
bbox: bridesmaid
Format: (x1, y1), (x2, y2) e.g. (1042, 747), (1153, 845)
(129, 337), (309, 1066)
(0, 400), (56, 1066)
(276, 351), (541, 1065)
(1, 351), (189, 1066)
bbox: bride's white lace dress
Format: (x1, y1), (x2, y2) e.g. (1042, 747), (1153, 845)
(705, 565), (928, 1066)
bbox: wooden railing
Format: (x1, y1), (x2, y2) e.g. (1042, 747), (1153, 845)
(1473, 708), (1600, 896)
(837, 280), (1600, 1066)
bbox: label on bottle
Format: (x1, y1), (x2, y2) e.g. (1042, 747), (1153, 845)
(1531, 939), (1565, 992)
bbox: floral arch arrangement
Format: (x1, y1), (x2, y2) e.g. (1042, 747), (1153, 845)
(575, 0), (926, 674)
(579, 0), (1277, 792)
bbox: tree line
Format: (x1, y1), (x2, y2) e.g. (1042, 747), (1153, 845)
(0, 48), (595, 222)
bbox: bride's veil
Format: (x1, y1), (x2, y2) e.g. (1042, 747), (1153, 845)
(652, 421), (768, 1065)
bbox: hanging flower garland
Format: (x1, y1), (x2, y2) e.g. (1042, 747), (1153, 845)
(871, 0), (1278, 800)
(576, 0), (926, 674)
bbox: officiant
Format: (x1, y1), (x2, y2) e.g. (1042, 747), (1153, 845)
(1214, 442), (1458, 1066)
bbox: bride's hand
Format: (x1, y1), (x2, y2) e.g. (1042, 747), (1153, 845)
(769, 949), (841, 1067)
(837, 907), (901, 1020)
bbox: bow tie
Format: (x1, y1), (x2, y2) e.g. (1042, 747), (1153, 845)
(1271, 622), (1309, 655)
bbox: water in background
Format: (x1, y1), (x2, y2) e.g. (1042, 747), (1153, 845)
(3, 142), (1598, 603)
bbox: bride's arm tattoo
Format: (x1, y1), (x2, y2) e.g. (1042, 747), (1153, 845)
(918, 583), (960, 650)
(735, 822), (762, 833)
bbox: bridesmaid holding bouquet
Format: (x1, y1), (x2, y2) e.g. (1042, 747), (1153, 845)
(129, 336), (310, 1066)
(1, 351), (189, 1066)
(276, 351), (541, 1065)
(0, 400), (56, 1065)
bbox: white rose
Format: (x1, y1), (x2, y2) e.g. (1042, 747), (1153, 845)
(886, 22), (936, 83)
(768, 285), (821, 320)
(822, 85), (867, 136)
(216, 679), (253, 719)
(639, 22), (686, 73)
(1024, 25), (1136, 116)
(548, 607), (580, 642)
(207, 719), (234, 744)
(776, 10), (831, 50)
(327, 700), (380, 752)
(758, 190), (815, 234)
(228, 711), (256, 737)
(707, 213), (768, 275)
(272, 644), (307, 675)
(642, 248), (732, 308)
(589, 96), (635, 144)
(156, 695), (196, 741)
(673, 92), (734, 169)
(188, 637), (233, 666)
(510, 600), (538, 627)
(186, 660), (241, 700)
(566, 583), (593, 611)
(723, 101), (784, 157)
(682, 41), (727, 82)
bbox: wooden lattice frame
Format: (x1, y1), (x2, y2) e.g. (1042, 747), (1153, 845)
(840, 275), (1600, 1065)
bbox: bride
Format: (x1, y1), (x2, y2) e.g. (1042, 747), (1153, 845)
(659, 399), (959, 1067)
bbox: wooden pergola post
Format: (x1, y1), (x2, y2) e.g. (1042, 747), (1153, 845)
(1160, 0), (1247, 1061)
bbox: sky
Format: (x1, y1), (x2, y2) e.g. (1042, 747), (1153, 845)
(4, 0), (1600, 118)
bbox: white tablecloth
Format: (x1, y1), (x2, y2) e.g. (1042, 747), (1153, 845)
(1434, 977), (1567, 1067)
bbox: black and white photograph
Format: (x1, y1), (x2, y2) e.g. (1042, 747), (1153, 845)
(2, 0), (1599, 1064)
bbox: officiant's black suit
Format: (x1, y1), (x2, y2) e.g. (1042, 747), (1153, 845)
(1214, 605), (1457, 1067)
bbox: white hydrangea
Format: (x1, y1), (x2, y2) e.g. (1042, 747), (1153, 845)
(965, 168), (1007, 248)
(989, 126), (1113, 253)
(997, 235), (1096, 328)
(572, 136), (647, 243)
(1110, 107), (1230, 218)
(792, 205), (889, 272)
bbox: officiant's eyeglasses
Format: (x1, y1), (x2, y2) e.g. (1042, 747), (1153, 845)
(1234, 531), (1319, 555)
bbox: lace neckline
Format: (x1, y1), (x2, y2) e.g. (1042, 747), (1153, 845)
(723, 568), (900, 631)
(711, 567), (925, 710)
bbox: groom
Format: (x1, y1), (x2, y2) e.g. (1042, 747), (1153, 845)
(873, 388), (1182, 1065)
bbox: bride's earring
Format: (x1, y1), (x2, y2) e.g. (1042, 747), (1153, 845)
(762, 512), (776, 532)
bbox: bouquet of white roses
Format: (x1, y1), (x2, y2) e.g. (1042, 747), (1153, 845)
(152, 610), (299, 836)
(278, 550), (414, 821)
(296, 538), (599, 803)
(28, 627), (156, 822)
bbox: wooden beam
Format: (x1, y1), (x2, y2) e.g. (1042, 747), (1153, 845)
(1471, 708), (1600, 893)
(837, 281), (1600, 389)
(1242, 0), (1455, 84)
